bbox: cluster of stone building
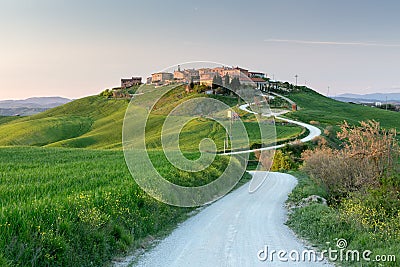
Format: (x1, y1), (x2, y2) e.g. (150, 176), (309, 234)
(146, 66), (269, 90)
(120, 66), (275, 91)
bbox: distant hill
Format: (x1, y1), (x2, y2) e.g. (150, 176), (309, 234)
(334, 93), (400, 104)
(0, 97), (71, 116)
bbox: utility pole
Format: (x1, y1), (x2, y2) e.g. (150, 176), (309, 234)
(386, 96), (388, 111)
(327, 86), (330, 97)
(295, 75), (298, 87)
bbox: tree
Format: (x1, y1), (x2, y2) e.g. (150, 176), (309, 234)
(224, 74), (230, 88)
(212, 74), (223, 89)
(271, 150), (293, 171)
(230, 77), (241, 92)
(100, 89), (113, 98)
(189, 77), (194, 89)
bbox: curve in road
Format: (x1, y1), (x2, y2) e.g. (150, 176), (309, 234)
(222, 101), (321, 155)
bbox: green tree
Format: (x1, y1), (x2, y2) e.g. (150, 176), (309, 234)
(212, 74), (223, 89)
(189, 78), (194, 89)
(230, 77), (241, 91)
(271, 150), (293, 171)
(100, 89), (113, 98)
(224, 74), (230, 87)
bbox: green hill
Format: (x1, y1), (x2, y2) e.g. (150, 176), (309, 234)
(0, 96), (129, 149)
(284, 88), (400, 130)
(0, 86), (304, 150)
(1, 86), (398, 150)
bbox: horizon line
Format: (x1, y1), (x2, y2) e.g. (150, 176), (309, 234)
(264, 39), (400, 47)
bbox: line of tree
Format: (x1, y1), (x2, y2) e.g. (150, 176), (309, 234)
(212, 74), (241, 95)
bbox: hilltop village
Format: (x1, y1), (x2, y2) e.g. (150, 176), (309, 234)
(105, 66), (400, 112)
(102, 66), (287, 99)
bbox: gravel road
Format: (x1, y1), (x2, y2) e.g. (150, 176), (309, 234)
(117, 172), (331, 267)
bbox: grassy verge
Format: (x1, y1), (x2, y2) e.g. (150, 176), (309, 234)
(286, 172), (399, 266)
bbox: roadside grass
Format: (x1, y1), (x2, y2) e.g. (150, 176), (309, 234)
(286, 171), (328, 203)
(286, 172), (400, 266)
(0, 146), (251, 266)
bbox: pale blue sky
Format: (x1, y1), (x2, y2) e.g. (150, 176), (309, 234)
(1, 0), (400, 99)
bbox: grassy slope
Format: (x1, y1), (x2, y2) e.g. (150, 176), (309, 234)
(2, 87), (398, 150)
(0, 96), (129, 149)
(0, 87), (305, 150)
(284, 89), (400, 130)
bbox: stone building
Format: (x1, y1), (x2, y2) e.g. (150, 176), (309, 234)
(121, 77), (142, 88)
(151, 72), (174, 85)
(174, 66), (200, 83)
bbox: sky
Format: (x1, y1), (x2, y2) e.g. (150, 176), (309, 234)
(1, 0), (400, 100)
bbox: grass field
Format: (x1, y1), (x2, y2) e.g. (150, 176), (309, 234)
(0, 146), (248, 266)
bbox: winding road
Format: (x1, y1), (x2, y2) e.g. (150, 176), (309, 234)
(114, 95), (328, 267)
(223, 99), (321, 155)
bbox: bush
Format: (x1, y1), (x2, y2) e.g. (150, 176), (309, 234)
(271, 150), (293, 171)
(302, 120), (399, 203)
(100, 89), (113, 98)
(254, 150), (294, 171)
(281, 141), (309, 166)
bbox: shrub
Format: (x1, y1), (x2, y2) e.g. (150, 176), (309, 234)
(323, 125), (335, 138)
(255, 148), (298, 172)
(302, 120), (399, 203)
(281, 140), (309, 165)
(100, 89), (113, 98)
